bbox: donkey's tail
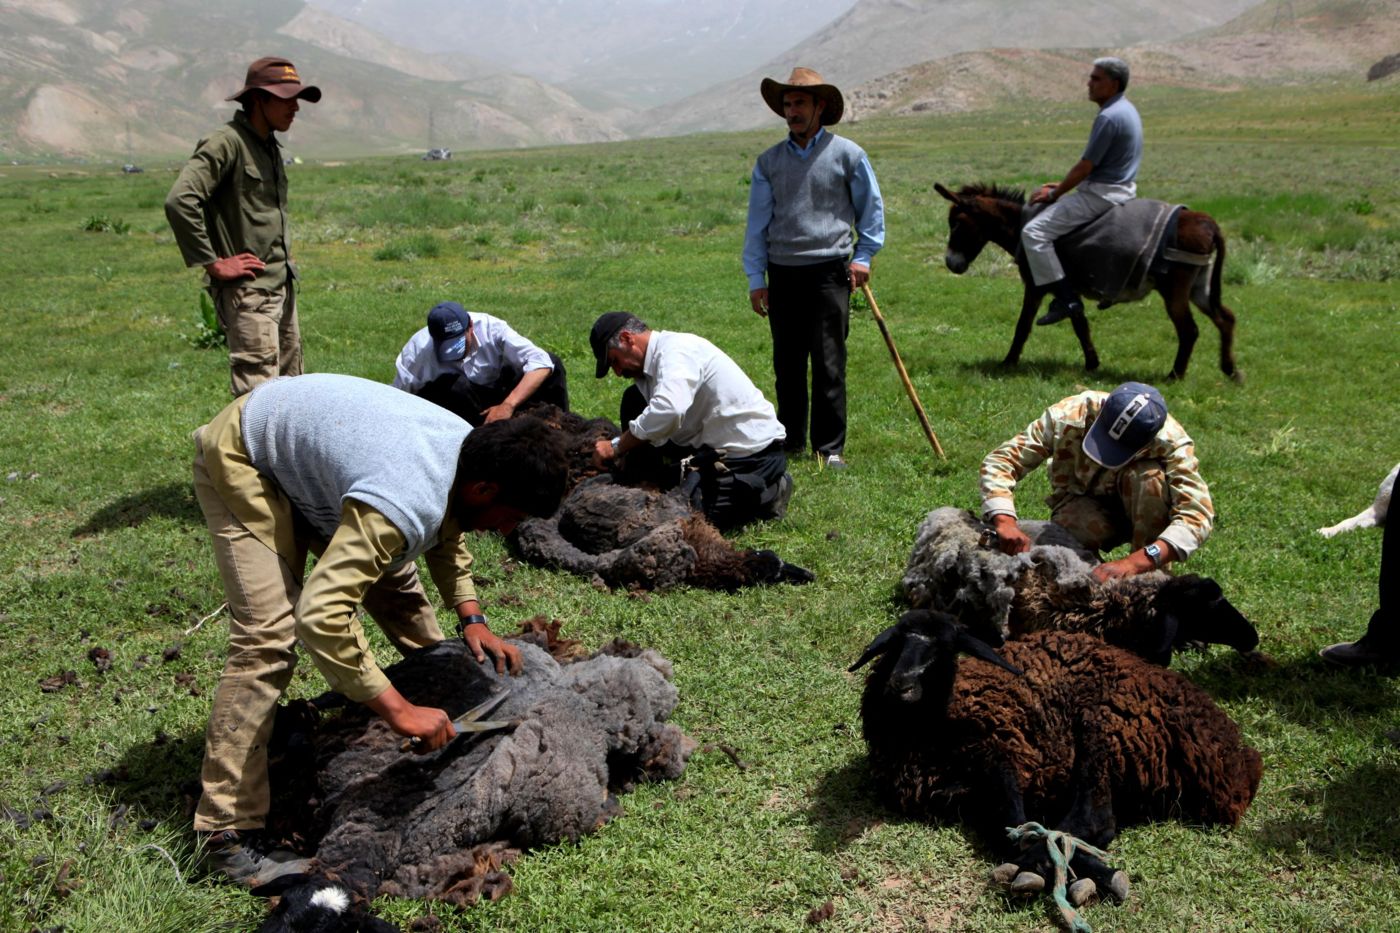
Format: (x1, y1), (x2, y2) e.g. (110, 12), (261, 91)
(1209, 221), (1227, 311)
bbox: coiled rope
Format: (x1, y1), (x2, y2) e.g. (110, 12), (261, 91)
(1005, 821), (1112, 933)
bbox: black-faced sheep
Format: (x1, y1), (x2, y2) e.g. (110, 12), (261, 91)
(850, 610), (1262, 915)
(253, 874), (398, 933)
(901, 507), (1259, 665)
(513, 474), (813, 591)
(262, 632), (694, 909)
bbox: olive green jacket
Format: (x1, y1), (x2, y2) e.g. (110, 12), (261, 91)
(164, 111), (295, 291)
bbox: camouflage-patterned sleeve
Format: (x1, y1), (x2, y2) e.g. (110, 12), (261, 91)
(1156, 431), (1214, 561)
(980, 402), (1061, 520)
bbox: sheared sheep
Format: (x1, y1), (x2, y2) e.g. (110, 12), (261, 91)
(262, 630), (695, 909)
(850, 609), (1261, 915)
(901, 507), (1258, 664)
(513, 474), (813, 591)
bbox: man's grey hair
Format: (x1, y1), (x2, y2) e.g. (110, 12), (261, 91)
(1093, 57), (1130, 92)
(608, 315), (650, 349)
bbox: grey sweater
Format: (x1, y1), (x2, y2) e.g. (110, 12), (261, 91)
(242, 374), (470, 562)
(757, 132), (865, 265)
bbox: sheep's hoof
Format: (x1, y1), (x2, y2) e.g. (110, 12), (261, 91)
(1010, 871), (1045, 894)
(990, 863), (1020, 885)
(1067, 878), (1097, 907)
(1104, 870), (1131, 904)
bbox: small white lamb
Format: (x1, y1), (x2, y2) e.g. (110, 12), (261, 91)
(1318, 463), (1396, 538)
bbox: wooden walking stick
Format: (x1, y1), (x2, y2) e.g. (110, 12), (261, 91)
(861, 282), (946, 460)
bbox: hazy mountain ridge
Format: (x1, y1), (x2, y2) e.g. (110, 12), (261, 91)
(307, 0), (857, 108)
(0, 0), (626, 158)
(625, 0), (1264, 137)
(846, 0), (1400, 120)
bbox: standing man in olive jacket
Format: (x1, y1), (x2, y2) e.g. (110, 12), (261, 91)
(166, 57), (321, 396)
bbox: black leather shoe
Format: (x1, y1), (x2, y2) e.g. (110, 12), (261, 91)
(1319, 640), (1400, 673)
(1036, 296), (1083, 326)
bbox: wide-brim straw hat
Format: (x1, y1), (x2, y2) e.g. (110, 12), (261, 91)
(226, 56), (322, 103)
(760, 67), (843, 126)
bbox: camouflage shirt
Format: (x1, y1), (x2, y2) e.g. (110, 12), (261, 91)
(980, 390), (1214, 560)
(164, 110), (293, 291)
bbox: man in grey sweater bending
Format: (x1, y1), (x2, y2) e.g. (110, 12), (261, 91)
(743, 67), (885, 470)
(190, 373), (566, 886)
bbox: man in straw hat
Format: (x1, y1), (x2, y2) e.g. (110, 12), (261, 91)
(743, 67), (885, 471)
(166, 57), (322, 396)
(981, 382), (1215, 582)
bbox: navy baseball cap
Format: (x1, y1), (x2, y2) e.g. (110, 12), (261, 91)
(1083, 382), (1167, 468)
(590, 311), (633, 378)
(427, 302), (471, 363)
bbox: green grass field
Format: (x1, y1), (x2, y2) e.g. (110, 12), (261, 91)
(0, 78), (1397, 931)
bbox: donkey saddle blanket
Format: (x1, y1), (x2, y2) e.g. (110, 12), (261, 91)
(1028, 199), (1202, 302)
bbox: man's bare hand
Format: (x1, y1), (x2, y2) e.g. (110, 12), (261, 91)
(992, 514), (1031, 555)
(461, 622), (523, 675)
(205, 252), (266, 282)
(387, 703), (454, 753)
(481, 402), (515, 423)
(592, 437), (617, 470)
(849, 263), (870, 292)
(749, 287), (769, 317)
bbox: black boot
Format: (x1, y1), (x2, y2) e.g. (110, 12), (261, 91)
(1037, 280), (1083, 326)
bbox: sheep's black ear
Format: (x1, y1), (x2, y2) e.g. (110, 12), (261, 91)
(849, 625), (901, 672)
(953, 629), (1022, 676)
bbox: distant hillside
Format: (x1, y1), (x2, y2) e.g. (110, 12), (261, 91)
(628, 0), (1262, 137)
(846, 0), (1400, 119)
(0, 0), (626, 159)
(307, 0), (857, 109)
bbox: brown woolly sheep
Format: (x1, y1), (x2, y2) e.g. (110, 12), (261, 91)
(851, 610), (1261, 915)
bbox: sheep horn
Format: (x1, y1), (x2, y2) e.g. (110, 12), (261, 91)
(849, 625), (901, 672)
(954, 629), (1023, 676)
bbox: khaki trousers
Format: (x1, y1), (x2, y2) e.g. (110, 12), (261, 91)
(191, 425), (441, 831)
(214, 281), (303, 397)
(1050, 459), (1171, 554)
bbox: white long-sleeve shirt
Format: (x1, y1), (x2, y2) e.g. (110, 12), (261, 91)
(629, 331), (784, 457)
(392, 312), (552, 393)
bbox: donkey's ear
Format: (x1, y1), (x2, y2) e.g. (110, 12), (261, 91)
(934, 182), (959, 204)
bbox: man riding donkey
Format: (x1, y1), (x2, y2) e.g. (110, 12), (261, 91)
(1024, 57), (1140, 327)
(935, 56), (1240, 381)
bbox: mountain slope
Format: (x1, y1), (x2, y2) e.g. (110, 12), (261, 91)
(845, 0), (1400, 120)
(0, 0), (626, 158)
(628, 0), (1262, 137)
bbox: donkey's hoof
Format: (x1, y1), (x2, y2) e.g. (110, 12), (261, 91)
(1010, 871), (1045, 894)
(1229, 368), (1246, 385)
(990, 863), (1020, 885)
(1085, 356), (1101, 372)
(1104, 870), (1131, 904)
(1067, 878), (1097, 907)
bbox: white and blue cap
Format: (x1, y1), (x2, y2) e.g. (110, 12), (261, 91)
(1082, 382), (1167, 468)
(426, 301), (471, 363)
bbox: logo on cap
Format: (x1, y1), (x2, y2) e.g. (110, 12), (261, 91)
(1107, 394), (1150, 441)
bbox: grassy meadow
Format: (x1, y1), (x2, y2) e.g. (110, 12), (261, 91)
(0, 78), (1397, 931)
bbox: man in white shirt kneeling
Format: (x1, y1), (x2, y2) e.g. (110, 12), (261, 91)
(394, 301), (569, 425)
(589, 312), (793, 530)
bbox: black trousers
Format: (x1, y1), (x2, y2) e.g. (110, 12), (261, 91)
(616, 385), (788, 530)
(766, 259), (850, 456)
(417, 353), (568, 426)
(1356, 503), (1397, 653)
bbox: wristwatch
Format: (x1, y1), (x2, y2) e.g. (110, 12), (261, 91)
(456, 613), (489, 638)
(1144, 543), (1164, 568)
